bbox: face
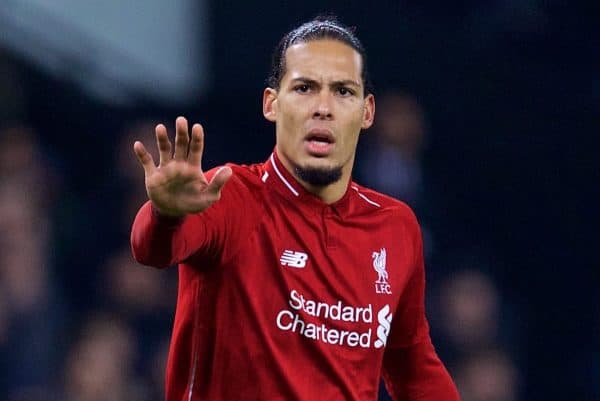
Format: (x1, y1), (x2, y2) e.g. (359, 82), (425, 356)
(263, 39), (375, 187)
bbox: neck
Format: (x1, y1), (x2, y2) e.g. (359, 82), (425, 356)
(300, 173), (351, 204)
(276, 150), (353, 204)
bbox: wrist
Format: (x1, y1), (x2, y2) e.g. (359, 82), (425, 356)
(150, 203), (186, 221)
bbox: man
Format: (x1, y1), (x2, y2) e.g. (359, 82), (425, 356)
(131, 17), (459, 401)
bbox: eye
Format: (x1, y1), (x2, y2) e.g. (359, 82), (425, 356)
(294, 84), (311, 93)
(337, 87), (354, 97)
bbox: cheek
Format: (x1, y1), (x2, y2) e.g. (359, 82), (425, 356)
(338, 119), (363, 153)
(341, 111), (366, 137)
(345, 134), (361, 154)
(279, 107), (304, 136)
(276, 109), (302, 151)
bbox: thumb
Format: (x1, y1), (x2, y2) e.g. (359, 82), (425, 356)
(133, 141), (156, 176)
(207, 166), (233, 195)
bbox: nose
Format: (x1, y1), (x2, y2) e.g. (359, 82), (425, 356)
(313, 91), (333, 120)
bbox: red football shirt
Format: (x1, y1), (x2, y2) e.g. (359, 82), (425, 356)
(131, 152), (459, 401)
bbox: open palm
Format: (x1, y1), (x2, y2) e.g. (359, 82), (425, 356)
(133, 116), (232, 217)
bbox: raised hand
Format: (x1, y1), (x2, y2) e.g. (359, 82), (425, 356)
(133, 116), (232, 217)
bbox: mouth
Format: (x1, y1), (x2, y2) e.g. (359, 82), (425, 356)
(305, 129), (335, 145)
(304, 129), (335, 157)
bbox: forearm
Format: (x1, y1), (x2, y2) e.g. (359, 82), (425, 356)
(382, 338), (459, 401)
(130, 201), (199, 268)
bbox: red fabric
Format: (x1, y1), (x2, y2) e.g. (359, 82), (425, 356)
(131, 153), (458, 401)
(382, 340), (459, 401)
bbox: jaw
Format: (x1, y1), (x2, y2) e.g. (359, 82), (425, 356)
(276, 144), (356, 204)
(293, 150), (344, 177)
(296, 151), (355, 183)
(292, 163), (343, 188)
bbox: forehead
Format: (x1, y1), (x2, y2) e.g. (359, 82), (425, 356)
(282, 39), (363, 84)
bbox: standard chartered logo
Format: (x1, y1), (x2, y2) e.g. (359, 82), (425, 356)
(374, 304), (392, 348)
(275, 290), (393, 349)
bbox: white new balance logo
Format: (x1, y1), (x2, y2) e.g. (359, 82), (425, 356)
(280, 250), (308, 268)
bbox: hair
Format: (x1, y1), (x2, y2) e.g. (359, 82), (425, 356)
(267, 16), (373, 96)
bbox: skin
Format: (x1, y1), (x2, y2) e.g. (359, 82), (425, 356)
(133, 39), (374, 216)
(133, 118), (233, 217)
(263, 39), (375, 203)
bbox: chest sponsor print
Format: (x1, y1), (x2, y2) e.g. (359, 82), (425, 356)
(275, 289), (392, 349)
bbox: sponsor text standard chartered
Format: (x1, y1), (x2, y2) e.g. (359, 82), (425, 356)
(276, 289), (392, 348)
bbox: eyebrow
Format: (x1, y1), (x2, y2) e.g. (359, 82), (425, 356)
(291, 77), (361, 88)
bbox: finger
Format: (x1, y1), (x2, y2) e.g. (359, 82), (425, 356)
(133, 141), (156, 175)
(206, 166), (233, 196)
(187, 123), (204, 167)
(155, 123), (172, 166)
(173, 116), (189, 161)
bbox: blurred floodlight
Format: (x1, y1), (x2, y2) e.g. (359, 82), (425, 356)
(0, 0), (209, 104)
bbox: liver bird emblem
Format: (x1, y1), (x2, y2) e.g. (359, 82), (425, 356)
(372, 248), (388, 283)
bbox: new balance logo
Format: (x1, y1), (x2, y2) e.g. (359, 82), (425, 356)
(280, 250), (308, 268)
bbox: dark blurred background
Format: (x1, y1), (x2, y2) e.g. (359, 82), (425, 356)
(0, 1), (597, 401)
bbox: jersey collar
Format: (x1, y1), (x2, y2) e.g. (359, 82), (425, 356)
(262, 150), (354, 216)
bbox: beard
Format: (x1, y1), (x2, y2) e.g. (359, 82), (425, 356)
(292, 162), (343, 187)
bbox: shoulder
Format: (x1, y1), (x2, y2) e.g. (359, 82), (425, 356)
(350, 182), (421, 231)
(205, 162), (265, 190)
(351, 183), (424, 264)
(202, 162), (267, 209)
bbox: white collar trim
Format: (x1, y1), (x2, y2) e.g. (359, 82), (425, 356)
(270, 153), (299, 197)
(351, 185), (381, 208)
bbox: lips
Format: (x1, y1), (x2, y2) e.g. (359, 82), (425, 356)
(305, 129), (334, 144)
(304, 129), (335, 157)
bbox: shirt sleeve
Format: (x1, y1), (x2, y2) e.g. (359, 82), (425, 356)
(130, 166), (258, 268)
(381, 217), (459, 401)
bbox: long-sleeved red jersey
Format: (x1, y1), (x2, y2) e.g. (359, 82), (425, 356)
(131, 152), (459, 401)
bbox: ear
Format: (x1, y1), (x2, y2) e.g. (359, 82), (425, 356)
(263, 88), (278, 122)
(361, 94), (375, 130)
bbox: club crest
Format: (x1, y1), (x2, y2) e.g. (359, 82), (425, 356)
(372, 248), (392, 294)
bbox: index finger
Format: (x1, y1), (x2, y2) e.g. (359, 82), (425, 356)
(187, 123), (204, 168)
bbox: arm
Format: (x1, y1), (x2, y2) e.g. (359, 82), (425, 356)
(131, 201), (206, 268)
(382, 340), (458, 401)
(130, 117), (232, 268)
(382, 221), (459, 401)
